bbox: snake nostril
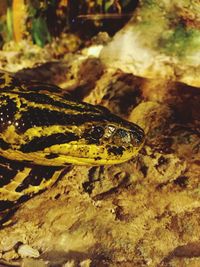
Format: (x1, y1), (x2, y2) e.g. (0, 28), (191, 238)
(83, 126), (105, 144)
(115, 129), (131, 144)
(90, 126), (104, 139)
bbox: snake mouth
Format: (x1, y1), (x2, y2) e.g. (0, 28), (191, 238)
(0, 139), (143, 166)
(41, 142), (143, 166)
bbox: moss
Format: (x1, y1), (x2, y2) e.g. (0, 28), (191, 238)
(142, 0), (157, 8)
(159, 24), (200, 57)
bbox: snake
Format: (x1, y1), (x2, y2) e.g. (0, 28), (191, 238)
(0, 72), (144, 226)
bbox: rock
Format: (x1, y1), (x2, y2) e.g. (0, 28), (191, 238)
(100, 0), (200, 87)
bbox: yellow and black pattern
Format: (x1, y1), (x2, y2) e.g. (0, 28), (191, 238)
(0, 155), (65, 225)
(0, 72), (145, 225)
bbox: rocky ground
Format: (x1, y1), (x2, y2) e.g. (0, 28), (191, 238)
(0, 52), (199, 266)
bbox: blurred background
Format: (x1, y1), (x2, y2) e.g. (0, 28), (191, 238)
(0, 0), (138, 48)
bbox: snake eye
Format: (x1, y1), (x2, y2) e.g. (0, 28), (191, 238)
(90, 126), (104, 139)
(84, 126), (104, 144)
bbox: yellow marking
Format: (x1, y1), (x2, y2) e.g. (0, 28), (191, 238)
(0, 167), (31, 202)
(0, 168), (62, 202)
(2, 125), (22, 145)
(0, 187), (23, 202)
(1, 125), (80, 148)
(1, 91), (90, 116)
(22, 169), (61, 196)
(4, 167), (31, 192)
(0, 141), (143, 166)
(24, 125), (80, 142)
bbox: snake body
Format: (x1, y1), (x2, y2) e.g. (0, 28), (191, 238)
(0, 72), (144, 225)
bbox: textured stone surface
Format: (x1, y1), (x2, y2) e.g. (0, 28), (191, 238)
(0, 70), (200, 266)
